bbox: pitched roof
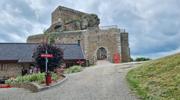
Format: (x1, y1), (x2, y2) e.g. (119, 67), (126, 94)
(0, 43), (85, 63)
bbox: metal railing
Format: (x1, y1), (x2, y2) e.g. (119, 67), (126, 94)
(99, 25), (126, 32)
(99, 25), (118, 30)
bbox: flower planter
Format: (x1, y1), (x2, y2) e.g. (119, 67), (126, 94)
(0, 84), (12, 88)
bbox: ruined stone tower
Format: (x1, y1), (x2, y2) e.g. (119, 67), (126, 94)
(27, 6), (130, 65)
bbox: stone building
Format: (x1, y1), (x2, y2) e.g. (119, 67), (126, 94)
(27, 5), (130, 65)
(0, 43), (85, 78)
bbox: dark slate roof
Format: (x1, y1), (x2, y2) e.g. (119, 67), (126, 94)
(0, 43), (85, 63)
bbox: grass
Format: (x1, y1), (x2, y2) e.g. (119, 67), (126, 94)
(64, 65), (83, 74)
(127, 53), (180, 100)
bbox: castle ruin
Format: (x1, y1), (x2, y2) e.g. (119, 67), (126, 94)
(27, 6), (130, 65)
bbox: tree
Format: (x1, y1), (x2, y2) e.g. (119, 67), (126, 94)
(135, 57), (151, 61)
(43, 31), (58, 44)
(33, 44), (64, 72)
(130, 58), (134, 62)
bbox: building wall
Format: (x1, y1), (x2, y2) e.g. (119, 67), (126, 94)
(84, 28), (122, 64)
(0, 63), (30, 78)
(27, 34), (45, 43)
(50, 6), (100, 32)
(120, 32), (130, 62)
(51, 6), (87, 31)
(54, 31), (85, 47)
(52, 6), (85, 25)
(27, 31), (86, 53)
(27, 27), (130, 65)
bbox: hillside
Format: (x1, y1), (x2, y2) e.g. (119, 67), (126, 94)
(127, 53), (180, 100)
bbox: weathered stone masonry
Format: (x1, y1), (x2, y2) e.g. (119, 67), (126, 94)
(27, 5), (130, 65)
(0, 63), (29, 78)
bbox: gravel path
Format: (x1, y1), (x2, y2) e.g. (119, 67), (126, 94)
(0, 61), (139, 100)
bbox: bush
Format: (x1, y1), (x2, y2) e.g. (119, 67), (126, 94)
(64, 66), (83, 74)
(130, 58), (134, 62)
(51, 72), (58, 81)
(135, 57), (151, 61)
(5, 72), (58, 85)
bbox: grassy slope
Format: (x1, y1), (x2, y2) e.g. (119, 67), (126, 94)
(127, 53), (180, 100)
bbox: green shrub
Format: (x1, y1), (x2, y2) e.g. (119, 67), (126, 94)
(64, 65), (83, 74)
(5, 72), (58, 85)
(51, 72), (58, 81)
(135, 57), (151, 61)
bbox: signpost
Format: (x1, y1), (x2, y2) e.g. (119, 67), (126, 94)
(40, 54), (53, 58)
(40, 50), (53, 86)
(41, 51), (53, 72)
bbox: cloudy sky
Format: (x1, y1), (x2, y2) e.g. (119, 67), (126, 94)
(0, 0), (180, 59)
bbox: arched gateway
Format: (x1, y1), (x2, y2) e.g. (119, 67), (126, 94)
(97, 47), (107, 60)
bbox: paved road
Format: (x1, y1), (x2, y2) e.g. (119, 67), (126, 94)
(0, 61), (140, 100)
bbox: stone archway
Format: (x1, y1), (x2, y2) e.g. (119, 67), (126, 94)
(97, 47), (107, 60)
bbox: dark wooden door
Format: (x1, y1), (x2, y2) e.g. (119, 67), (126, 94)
(97, 47), (107, 60)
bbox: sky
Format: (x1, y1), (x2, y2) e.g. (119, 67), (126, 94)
(0, 0), (180, 59)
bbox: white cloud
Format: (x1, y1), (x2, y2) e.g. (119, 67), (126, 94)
(0, 0), (180, 58)
(132, 46), (180, 59)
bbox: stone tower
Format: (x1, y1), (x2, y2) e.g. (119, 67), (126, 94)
(27, 6), (130, 65)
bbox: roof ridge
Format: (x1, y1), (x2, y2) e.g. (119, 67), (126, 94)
(0, 43), (37, 44)
(0, 43), (80, 45)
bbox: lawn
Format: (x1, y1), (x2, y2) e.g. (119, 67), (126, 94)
(127, 53), (180, 100)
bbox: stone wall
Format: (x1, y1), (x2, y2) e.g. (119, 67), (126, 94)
(120, 32), (130, 62)
(27, 34), (45, 43)
(51, 6), (86, 31)
(27, 27), (131, 65)
(52, 6), (86, 25)
(49, 6), (100, 32)
(27, 31), (86, 50)
(55, 31), (84, 45)
(0, 63), (30, 78)
(83, 27), (130, 64)
(84, 28), (121, 64)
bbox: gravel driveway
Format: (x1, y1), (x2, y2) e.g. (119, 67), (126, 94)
(0, 61), (139, 100)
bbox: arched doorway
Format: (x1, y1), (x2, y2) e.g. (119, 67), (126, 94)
(97, 47), (107, 60)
